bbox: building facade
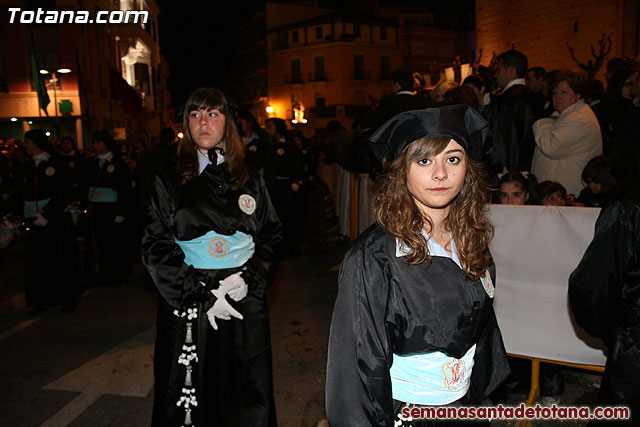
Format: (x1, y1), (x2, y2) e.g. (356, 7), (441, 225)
(476, 0), (639, 81)
(0, 0), (171, 148)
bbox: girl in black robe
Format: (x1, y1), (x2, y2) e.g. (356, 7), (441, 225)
(326, 106), (510, 426)
(143, 88), (282, 426)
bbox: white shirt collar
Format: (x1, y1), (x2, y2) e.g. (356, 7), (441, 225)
(97, 151), (113, 162)
(197, 149), (224, 174)
(242, 132), (258, 145)
(395, 90), (415, 96)
(395, 229), (462, 268)
(32, 152), (50, 166)
(502, 78), (526, 93)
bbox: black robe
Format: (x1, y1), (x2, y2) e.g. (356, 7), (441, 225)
(326, 225), (510, 426)
(16, 155), (82, 310)
(569, 185), (640, 425)
(486, 84), (541, 175)
(143, 160), (282, 427)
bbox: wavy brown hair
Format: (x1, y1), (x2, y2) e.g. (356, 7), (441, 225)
(375, 136), (493, 280)
(178, 87), (247, 187)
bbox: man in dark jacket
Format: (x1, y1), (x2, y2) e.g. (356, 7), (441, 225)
(375, 69), (430, 127)
(569, 185), (640, 425)
(486, 50), (542, 176)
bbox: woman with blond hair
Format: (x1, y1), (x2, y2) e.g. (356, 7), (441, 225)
(326, 106), (509, 426)
(143, 87), (281, 426)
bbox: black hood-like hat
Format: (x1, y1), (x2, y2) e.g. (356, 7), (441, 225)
(369, 105), (488, 164)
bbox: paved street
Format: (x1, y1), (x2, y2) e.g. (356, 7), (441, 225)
(0, 182), (605, 427)
(0, 182), (345, 427)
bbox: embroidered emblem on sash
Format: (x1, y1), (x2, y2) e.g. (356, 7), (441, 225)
(442, 358), (466, 390)
(249, 145), (257, 152)
(45, 167), (55, 176)
(69, 162), (75, 168)
(238, 194), (256, 215)
(208, 237), (229, 258)
(481, 270), (495, 298)
(106, 164), (115, 173)
(276, 148), (285, 156)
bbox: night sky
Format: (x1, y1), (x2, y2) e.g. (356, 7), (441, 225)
(156, 0), (475, 109)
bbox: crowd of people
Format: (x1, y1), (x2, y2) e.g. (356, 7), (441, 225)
(1, 47), (639, 425)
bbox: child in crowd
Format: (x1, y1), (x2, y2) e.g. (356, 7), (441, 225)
(577, 155), (618, 207)
(536, 181), (580, 206)
(497, 171), (538, 205)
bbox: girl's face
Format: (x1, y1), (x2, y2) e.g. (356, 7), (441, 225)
(499, 181), (528, 205)
(553, 80), (579, 113)
(542, 191), (566, 206)
(188, 108), (226, 155)
(587, 181), (602, 194)
(406, 138), (467, 218)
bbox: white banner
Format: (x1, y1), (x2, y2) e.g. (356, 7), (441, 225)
(488, 204), (607, 366)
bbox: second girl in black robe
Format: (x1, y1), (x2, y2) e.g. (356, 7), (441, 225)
(143, 88), (281, 426)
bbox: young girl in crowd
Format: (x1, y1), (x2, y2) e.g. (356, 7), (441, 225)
(497, 171), (538, 205)
(536, 181), (576, 206)
(326, 106), (509, 426)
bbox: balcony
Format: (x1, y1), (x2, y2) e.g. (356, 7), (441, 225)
(353, 70), (371, 80)
(308, 71), (328, 82)
(285, 74), (303, 84)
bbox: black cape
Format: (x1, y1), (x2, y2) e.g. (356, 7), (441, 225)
(569, 185), (640, 425)
(326, 225), (510, 426)
(143, 160), (282, 426)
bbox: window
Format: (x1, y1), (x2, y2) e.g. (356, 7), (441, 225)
(314, 57), (325, 81)
(316, 26), (323, 39)
(290, 59), (301, 83)
(380, 56), (390, 79)
(380, 27), (387, 40)
(353, 54), (364, 79)
(292, 30), (299, 43)
(353, 24), (360, 36)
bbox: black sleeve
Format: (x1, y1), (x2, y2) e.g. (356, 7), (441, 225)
(568, 201), (622, 343)
(326, 244), (395, 427)
(142, 174), (214, 310)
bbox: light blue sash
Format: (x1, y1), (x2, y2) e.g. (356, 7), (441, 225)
(89, 186), (118, 203)
(390, 344), (476, 405)
(175, 229), (255, 269)
(24, 198), (51, 218)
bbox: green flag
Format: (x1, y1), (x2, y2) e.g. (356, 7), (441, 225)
(28, 37), (50, 116)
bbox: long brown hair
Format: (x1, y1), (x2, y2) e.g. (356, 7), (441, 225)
(375, 136), (493, 280)
(178, 87), (248, 187)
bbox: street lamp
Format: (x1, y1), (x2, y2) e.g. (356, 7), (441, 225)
(40, 68), (71, 138)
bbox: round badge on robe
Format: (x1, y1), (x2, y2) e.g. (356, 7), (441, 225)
(106, 164), (115, 173)
(238, 194), (256, 215)
(249, 145), (257, 152)
(442, 358), (466, 391)
(208, 237), (229, 258)
(68, 162), (75, 168)
(276, 148), (285, 156)
(45, 167), (55, 176)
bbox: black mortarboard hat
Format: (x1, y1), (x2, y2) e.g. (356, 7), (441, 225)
(369, 105), (488, 163)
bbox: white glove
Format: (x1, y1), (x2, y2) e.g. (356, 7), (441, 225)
(218, 271), (248, 302)
(206, 288), (243, 330)
(114, 215), (125, 224)
(33, 213), (48, 227)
